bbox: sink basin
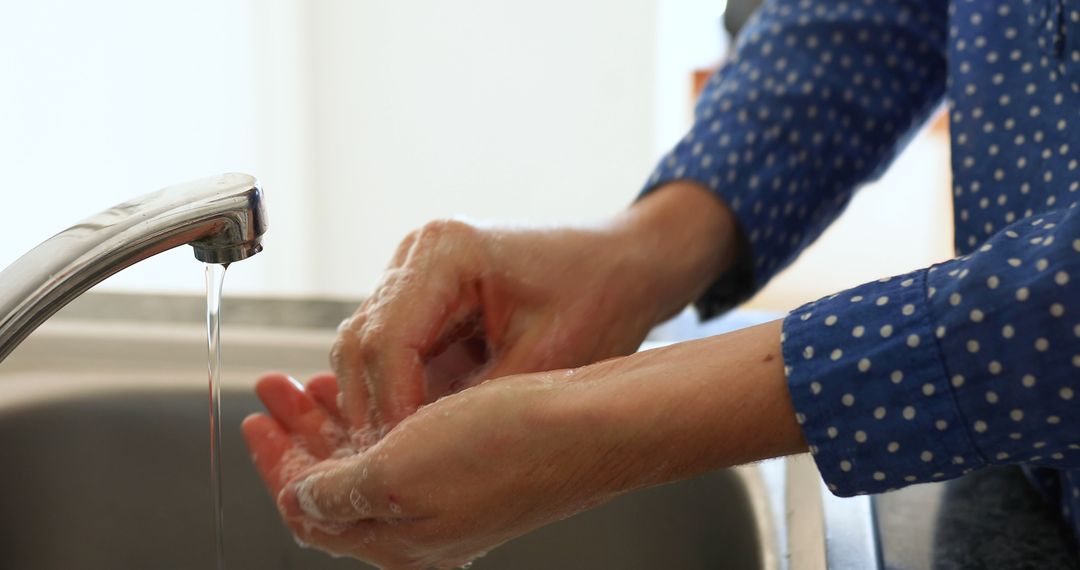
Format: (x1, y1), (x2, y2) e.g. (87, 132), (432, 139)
(0, 310), (788, 570)
(0, 385), (766, 569)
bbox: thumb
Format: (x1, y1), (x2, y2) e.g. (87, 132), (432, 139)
(278, 455), (398, 523)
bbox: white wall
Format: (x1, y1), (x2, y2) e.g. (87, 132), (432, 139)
(0, 0), (660, 299)
(303, 0), (658, 296)
(1, 1), (953, 313)
(0, 0), (262, 294)
(653, 0), (728, 156)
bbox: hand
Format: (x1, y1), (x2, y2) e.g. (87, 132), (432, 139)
(241, 373), (353, 503)
(333, 182), (743, 435)
(244, 321), (806, 569)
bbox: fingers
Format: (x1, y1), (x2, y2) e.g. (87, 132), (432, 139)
(334, 221), (498, 436)
(278, 453), (401, 523)
(241, 413), (314, 496)
(241, 413), (289, 484)
(286, 512), (426, 570)
(243, 420), (399, 559)
(255, 373), (348, 459)
(332, 313), (372, 432)
(388, 230), (419, 268)
(365, 346), (428, 431)
(288, 519), (389, 562)
(305, 373), (377, 451)
(305, 373), (344, 421)
(365, 270), (495, 429)
(335, 276), (466, 433)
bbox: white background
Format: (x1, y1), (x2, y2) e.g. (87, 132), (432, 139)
(0, 0), (952, 312)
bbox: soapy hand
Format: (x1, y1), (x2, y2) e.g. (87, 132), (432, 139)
(243, 367), (648, 569)
(243, 184), (757, 567)
(240, 373), (354, 498)
(331, 220), (663, 436)
(332, 184), (744, 438)
(243, 325), (807, 570)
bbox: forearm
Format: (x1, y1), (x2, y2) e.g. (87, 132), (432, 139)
(633, 0), (948, 317)
(571, 319), (807, 491)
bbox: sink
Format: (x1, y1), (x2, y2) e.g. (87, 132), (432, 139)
(0, 294), (878, 569)
(0, 385), (769, 569)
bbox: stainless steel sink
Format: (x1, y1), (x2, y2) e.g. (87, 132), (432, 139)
(0, 385), (769, 570)
(0, 296), (877, 569)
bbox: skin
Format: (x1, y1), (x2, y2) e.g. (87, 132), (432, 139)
(242, 182), (808, 569)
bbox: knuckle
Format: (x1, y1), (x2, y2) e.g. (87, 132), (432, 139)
(390, 231), (421, 266)
(410, 220), (487, 273)
(333, 312), (363, 345)
(357, 330), (382, 358)
(329, 338), (346, 371)
(330, 332), (357, 365)
(330, 320), (369, 378)
(336, 315), (355, 334)
(418, 218), (477, 244)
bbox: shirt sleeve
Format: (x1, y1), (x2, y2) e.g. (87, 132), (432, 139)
(640, 0), (948, 318)
(784, 205), (1080, 496)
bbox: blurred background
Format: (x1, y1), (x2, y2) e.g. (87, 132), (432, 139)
(0, 0), (953, 313)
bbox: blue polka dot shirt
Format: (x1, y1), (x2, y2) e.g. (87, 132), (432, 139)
(643, 0), (1080, 537)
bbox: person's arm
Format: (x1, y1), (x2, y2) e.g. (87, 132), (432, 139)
(327, 0), (949, 435)
(786, 205), (1080, 495)
(611, 181), (743, 322)
(641, 0), (949, 317)
(245, 200), (1080, 566)
(325, 182), (741, 436)
(245, 320), (805, 568)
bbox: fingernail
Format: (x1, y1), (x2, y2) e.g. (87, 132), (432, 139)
(286, 375), (305, 390)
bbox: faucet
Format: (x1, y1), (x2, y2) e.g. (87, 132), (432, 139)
(0, 172), (267, 362)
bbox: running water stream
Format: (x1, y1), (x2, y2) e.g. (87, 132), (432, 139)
(205, 263), (228, 570)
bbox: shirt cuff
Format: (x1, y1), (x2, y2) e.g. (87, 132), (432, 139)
(781, 268), (986, 495)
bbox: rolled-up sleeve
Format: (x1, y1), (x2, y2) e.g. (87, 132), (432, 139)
(640, 0), (948, 318)
(785, 206), (1080, 495)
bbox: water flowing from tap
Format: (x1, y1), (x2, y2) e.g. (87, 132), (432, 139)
(206, 263), (228, 570)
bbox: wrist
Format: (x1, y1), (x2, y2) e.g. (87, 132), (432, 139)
(612, 181), (745, 323)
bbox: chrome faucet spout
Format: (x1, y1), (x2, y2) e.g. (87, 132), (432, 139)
(0, 173), (267, 362)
